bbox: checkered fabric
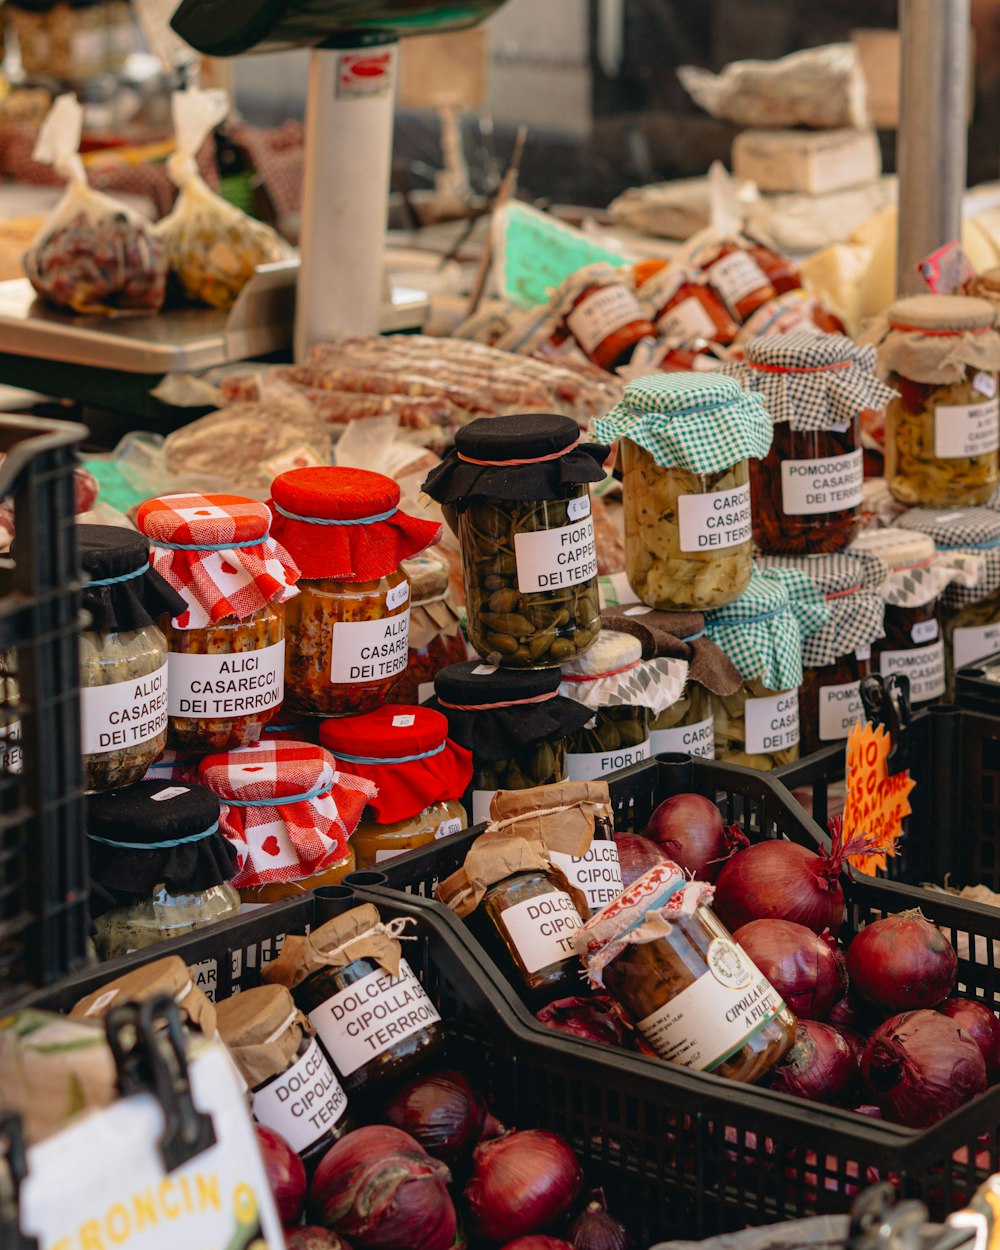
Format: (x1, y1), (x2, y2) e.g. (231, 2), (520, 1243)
(723, 333), (897, 432)
(558, 630), (689, 715)
(851, 526), (983, 609)
(758, 553), (887, 668)
(199, 740), (376, 888)
(137, 493), (300, 629)
(894, 507), (1000, 607)
(592, 372), (773, 474)
(704, 565), (829, 689)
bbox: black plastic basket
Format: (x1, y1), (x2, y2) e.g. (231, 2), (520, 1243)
(777, 706), (1000, 895)
(956, 651), (1000, 718)
(0, 414), (89, 1006)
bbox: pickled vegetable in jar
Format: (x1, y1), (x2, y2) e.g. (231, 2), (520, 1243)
(723, 333), (895, 555)
(593, 373), (771, 610)
(269, 467), (441, 717)
(390, 555), (466, 705)
(699, 243), (778, 322)
(78, 525), (185, 794)
(888, 507), (1000, 696)
(705, 566), (830, 770)
(555, 262), (655, 371)
(216, 985), (352, 1165)
(865, 294), (1000, 506)
(137, 493), (302, 753)
(851, 528), (974, 707)
(262, 903), (444, 1092)
(87, 781), (240, 960)
(758, 553), (888, 754)
(572, 862), (796, 1081)
(198, 739), (374, 902)
(422, 413), (606, 668)
(598, 605), (743, 761)
(320, 703), (471, 868)
(436, 781), (612, 1002)
(558, 629), (688, 779)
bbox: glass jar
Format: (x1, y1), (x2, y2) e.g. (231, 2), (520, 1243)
(471, 740), (567, 807)
(577, 863), (796, 1082)
(564, 272), (655, 371)
(94, 882), (241, 960)
(285, 570), (410, 716)
(237, 848), (357, 906)
(701, 244), (777, 322)
(713, 679), (800, 771)
(565, 706), (650, 780)
(391, 555), (467, 705)
(747, 244), (801, 296)
(397, 630), (469, 705)
(351, 800), (468, 868)
(799, 649), (870, 756)
(636, 262), (740, 346)
(649, 682), (715, 758)
(621, 440), (753, 610)
(877, 295), (1000, 507)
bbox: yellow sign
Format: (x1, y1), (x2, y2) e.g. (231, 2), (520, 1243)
(841, 722), (916, 874)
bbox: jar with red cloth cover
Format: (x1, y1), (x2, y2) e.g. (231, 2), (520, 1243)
(268, 467), (442, 717)
(198, 739), (376, 905)
(320, 704), (472, 868)
(389, 555), (466, 705)
(137, 492), (301, 754)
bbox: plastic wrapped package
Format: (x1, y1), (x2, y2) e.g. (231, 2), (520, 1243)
(23, 94), (167, 315)
(158, 87), (288, 308)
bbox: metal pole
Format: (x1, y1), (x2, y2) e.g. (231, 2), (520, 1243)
(896, 0), (970, 296)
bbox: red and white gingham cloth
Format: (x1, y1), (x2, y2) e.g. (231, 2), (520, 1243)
(137, 493), (301, 629)
(198, 740), (376, 887)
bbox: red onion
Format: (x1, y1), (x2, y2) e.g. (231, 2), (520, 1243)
(535, 997), (627, 1049)
(643, 794), (742, 882)
(310, 1125), (456, 1250)
(286, 1230), (353, 1250)
(826, 994), (875, 1035)
(502, 1241), (574, 1250)
(938, 998), (1000, 1077)
(837, 1027), (867, 1067)
(382, 1068), (486, 1166)
(256, 1124), (306, 1227)
(466, 1130), (583, 1243)
(713, 840), (846, 936)
(862, 1010), (986, 1127)
(614, 833), (669, 887)
(566, 1189), (629, 1250)
(846, 912), (957, 1011)
(768, 1021), (858, 1105)
(733, 920), (846, 1019)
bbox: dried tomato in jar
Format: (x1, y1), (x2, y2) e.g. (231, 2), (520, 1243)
(723, 334), (896, 556)
(268, 467), (442, 717)
(746, 243), (801, 296)
(635, 261), (739, 346)
(700, 243), (777, 322)
(137, 493), (301, 754)
(557, 262), (655, 372)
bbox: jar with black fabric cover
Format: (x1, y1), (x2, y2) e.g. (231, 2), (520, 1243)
(422, 413), (607, 668)
(426, 660), (593, 824)
(78, 524), (186, 794)
(87, 780), (240, 959)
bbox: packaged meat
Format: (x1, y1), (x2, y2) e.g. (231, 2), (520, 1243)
(158, 88), (288, 309)
(24, 94), (167, 316)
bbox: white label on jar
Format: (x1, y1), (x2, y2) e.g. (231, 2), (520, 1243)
(780, 450), (863, 516)
(329, 612), (409, 685)
(417, 681), (435, 703)
(0, 719), (22, 774)
(934, 398), (1000, 459)
(169, 640), (284, 718)
(567, 494), (592, 522)
(745, 691), (800, 755)
(80, 663), (168, 756)
(566, 737), (652, 780)
(637, 938), (784, 1071)
(566, 285), (644, 354)
(677, 483), (752, 553)
(649, 716), (715, 759)
(252, 1039), (348, 1153)
(879, 640), (946, 702)
(472, 789), (494, 823)
(551, 842), (624, 913)
(513, 518), (597, 593)
(856, 644), (872, 662)
(707, 252), (769, 313)
(911, 618), (940, 644)
(386, 581), (410, 610)
(307, 960), (440, 1077)
(657, 296), (716, 343)
(974, 371), (998, 399)
(818, 680), (865, 742)
(499, 891), (584, 974)
(436, 817), (463, 839)
(954, 622), (1000, 669)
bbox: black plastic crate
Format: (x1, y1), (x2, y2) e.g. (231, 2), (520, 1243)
(957, 651), (1000, 718)
(777, 706), (1000, 895)
(0, 414), (89, 1005)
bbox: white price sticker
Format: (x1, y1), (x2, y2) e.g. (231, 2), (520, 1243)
(551, 842), (624, 913)
(780, 450), (863, 516)
(879, 640), (946, 702)
(818, 680), (865, 742)
(934, 398), (1000, 459)
(677, 483), (752, 553)
(386, 581), (410, 610)
(649, 716), (715, 759)
(566, 737), (652, 780)
(514, 518), (597, 593)
(567, 494), (592, 522)
(436, 817), (463, 839)
(150, 786), (189, 802)
(744, 691), (800, 755)
(252, 1039), (348, 1152)
(80, 663), (168, 756)
(330, 612), (409, 684)
(168, 642), (284, 719)
(566, 285), (645, 354)
(974, 371), (998, 399)
(391, 714), (415, 727)
(911, 618), (940, 644)
(499, 891), (583, 974)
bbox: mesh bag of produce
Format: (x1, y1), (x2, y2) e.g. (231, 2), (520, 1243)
(23, 94), (168, 316)
(158, 87), (289, 309)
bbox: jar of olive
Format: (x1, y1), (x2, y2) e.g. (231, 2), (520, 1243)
(573, 862), (796, 1082)
(422, 413), (607, 668)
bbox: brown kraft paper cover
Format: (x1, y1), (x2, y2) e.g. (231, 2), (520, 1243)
(262, 903), (409, 988)
(69, 955), (217, 1036)
(436, 780), (612, 918)
(216, 984), (311, 1087)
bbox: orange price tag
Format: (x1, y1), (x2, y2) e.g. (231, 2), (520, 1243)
(841, 722), (916, 874)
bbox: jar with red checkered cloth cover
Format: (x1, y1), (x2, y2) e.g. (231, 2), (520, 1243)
(137, 492), (301, 755)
